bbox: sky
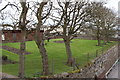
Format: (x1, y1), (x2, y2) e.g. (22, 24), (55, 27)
(0, 0), (120, 11)
(0, 0), (120, 26)
(105, 0), (120, 11)
(0, 0), (120, 10)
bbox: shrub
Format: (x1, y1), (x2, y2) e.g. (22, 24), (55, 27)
(2, 55), (8, 61)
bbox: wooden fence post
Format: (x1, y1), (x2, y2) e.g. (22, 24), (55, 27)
(96, 50), (98, 57)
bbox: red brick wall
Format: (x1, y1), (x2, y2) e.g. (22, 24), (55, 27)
(27, 31), (43, 41)
(27, 33), (34, 41)
(2, 30), (43, 42)
(4, 32), (13, 41)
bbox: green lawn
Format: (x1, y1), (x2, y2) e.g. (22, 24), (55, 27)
(1, 39), (116, 77)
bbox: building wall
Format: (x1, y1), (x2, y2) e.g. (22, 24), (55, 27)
(2, 30), (43, 42)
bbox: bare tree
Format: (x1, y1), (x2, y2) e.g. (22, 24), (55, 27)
(0, 0), (29, 78)
(0, 2), (19, 29)
(32, 1), (53, 75)
(0, 12), (19, 30)
(51, 1), (88, 65)
(85, 2), (117, 46)
(101, 8), (117, 44)
(0, 2), (19, 12)
(85, 2), (106, 46)
(18, 0), (29, 78)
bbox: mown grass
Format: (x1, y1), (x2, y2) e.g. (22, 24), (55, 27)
(1, 39), (117, 77)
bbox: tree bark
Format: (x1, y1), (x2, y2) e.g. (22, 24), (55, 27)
(38, 40), (49, 75)
(19, 30), (26, 78)
(103, 35), (107, 45)
(96, 35), (101, 46)
(104, 28), (109, 44)
(35, 30), (50, 75)
(64, 39), (73, 66)
(106, 33), (110, 43)
(96, 27), (101, 46)
(35, 1), (50, 75)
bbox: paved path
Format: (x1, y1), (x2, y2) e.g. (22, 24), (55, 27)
(0, 72), (18, 78)
(107, 60), (120, 78)
(1, 46), (31, 55)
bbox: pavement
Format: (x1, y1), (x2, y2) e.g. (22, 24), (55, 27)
(0, 72), (18, 79)
(107, 60), (120, 78)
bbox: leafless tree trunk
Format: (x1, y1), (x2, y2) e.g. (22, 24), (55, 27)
(35, 30), (50, 75)
(96, 27), (101, 46)
(51, 1), (88, 66)
(64, 38), (73, 65)
(18, 0), (29, 78)
(85, 2), (107, 46)
(19, 29), (26, 78)
(38, 40), (49, 75)
(34, 1), (52, 75)
(0, 1), (28, 78)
